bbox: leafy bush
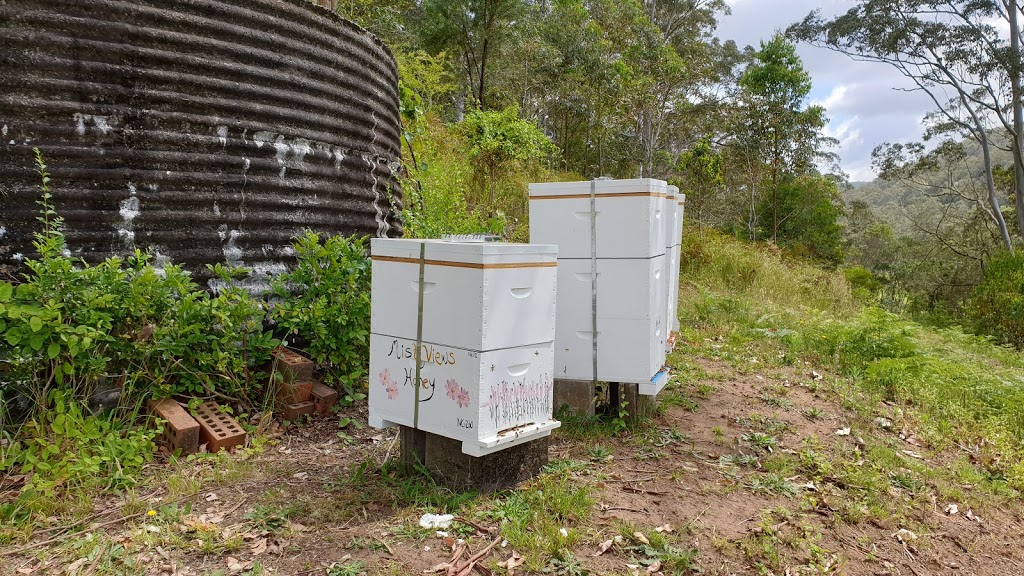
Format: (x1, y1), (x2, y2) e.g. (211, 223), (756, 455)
(1, 391), (156, 502)
(967, 252), (1024, 348)
(272, 231), (372, 395)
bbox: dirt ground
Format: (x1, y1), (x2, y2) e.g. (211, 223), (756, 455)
(7, 354), (1024, 576)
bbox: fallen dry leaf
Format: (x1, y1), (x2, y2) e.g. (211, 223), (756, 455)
(945, 503), (959, 515)
(593, 539), (614, 556)
(250, 538), (267, 556)
(204, 493), (220, 502)
(646, 560), (662, 573)
(654, 523), (674, 533)
(65, 558), (89, 575)
(834, 427), (851, 436)
(893, 529), (917, 543)
(632, 531), (650, 545)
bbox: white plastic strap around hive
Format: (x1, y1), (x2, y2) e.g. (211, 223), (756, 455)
(441, 234), (502, 243)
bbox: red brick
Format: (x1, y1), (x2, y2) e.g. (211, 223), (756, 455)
(310, 381), (339, 415)
(279, 401), (314, 422)
(270, 347), (314, 383)
(276, 379), (313, 405)
(192, 401), (246, 453)
(149, 399), (200, 455)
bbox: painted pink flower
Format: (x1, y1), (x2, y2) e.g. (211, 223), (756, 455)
(379, 369), (391, 387)
(456, 387), (471, 408)
(386, 383), (399, 400)
(446, 379), (459, 400)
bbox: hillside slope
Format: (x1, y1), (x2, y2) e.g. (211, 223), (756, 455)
(5, 231), (1024, 575)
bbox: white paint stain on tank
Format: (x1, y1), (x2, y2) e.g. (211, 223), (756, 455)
(291, 139), (312, 165)
(217, 126), (229, 147)
(12, 253), (24, 261)
(242, 158), (251, 174)
(73, 113), (118, 135)
(0, 226), (6, 239)
(273, 135), (289, 166)
(213, 202), (221, 216)
(1, 125), (7, 136)
(253, 131), (276, 150)
(223, 229), (243, 265)
(217, 223), (228, 241)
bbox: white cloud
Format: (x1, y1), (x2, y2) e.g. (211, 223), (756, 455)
(716, 0), (936, 181)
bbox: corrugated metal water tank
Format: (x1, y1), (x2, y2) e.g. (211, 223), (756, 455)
(0, 0), (403, 285)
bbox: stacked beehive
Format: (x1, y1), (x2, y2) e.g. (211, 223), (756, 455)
(367, 238), (560, 457)
(671, 192), (686, 335)
(528, 179), (670, 395)
(664, 186), (685, 350)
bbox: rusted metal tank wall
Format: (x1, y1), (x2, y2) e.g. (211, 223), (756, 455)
(0, 0), (403, 286)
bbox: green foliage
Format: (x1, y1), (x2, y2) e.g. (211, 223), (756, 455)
(272, 231), (371, 394)
(759, 174), (844, 263)
(1, 391), (156, 511)
(397, 115), (510, 239)
(460, 105), (557, 224)
(843, 265), (883, 302)
(0, 156), (378, 504)
(679, 229), (857, 317)
(488, 471), (592, 572)
(967, 251), (1024, 347)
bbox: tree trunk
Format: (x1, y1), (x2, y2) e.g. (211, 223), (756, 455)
(980, 128), (1015, 251)
(1010, 0), (1024, 240)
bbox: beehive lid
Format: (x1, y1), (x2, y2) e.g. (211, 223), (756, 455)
(528, 178), (668, 198)
(371, 238), (557, 266)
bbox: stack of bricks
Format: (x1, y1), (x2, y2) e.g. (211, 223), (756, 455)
(149, 398), (246, 454)
(271, 346), (339, 422)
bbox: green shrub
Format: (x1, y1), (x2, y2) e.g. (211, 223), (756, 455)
(272, 231), (371, 396)
(1, 391), (156, 501)
(967, 252), (1024, 348)
(843, 265), (882, 302)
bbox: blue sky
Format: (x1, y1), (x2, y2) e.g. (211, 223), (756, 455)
(717, 0), (937, 181)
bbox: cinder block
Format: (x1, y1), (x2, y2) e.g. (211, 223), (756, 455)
(280, 400), (314, 422)
(621, 382), (657, 423)
(400, 425), (427, 468)
(310, 381), (338, 415)
(553, 379), (596, 417)
(193, 401), (246, 452)
(422, 429), (549, 493)
(276, 379), (313, 405)
(270, 347), (315, 383)
(149, 398), (200, 455)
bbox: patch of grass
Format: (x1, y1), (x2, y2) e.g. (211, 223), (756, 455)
(586, 444), (613, 462)
(746, 473), (798, 497)
(484, 471), (593, 572)
(623, 529), (698, 575)
(741, 431), (778, 452)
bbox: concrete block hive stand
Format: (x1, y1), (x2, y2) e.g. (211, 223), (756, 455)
(368, 238), (561, 491)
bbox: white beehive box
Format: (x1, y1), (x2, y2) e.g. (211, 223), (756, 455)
(368, 334), (560, 456)
(553, 315), (668, 393)
(671, 194), (686, 333)
(370, 239), (558, 352)
(556, 256), (666, 324)
(662, 187), (679, 334)
(529, 179), (668, 259)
